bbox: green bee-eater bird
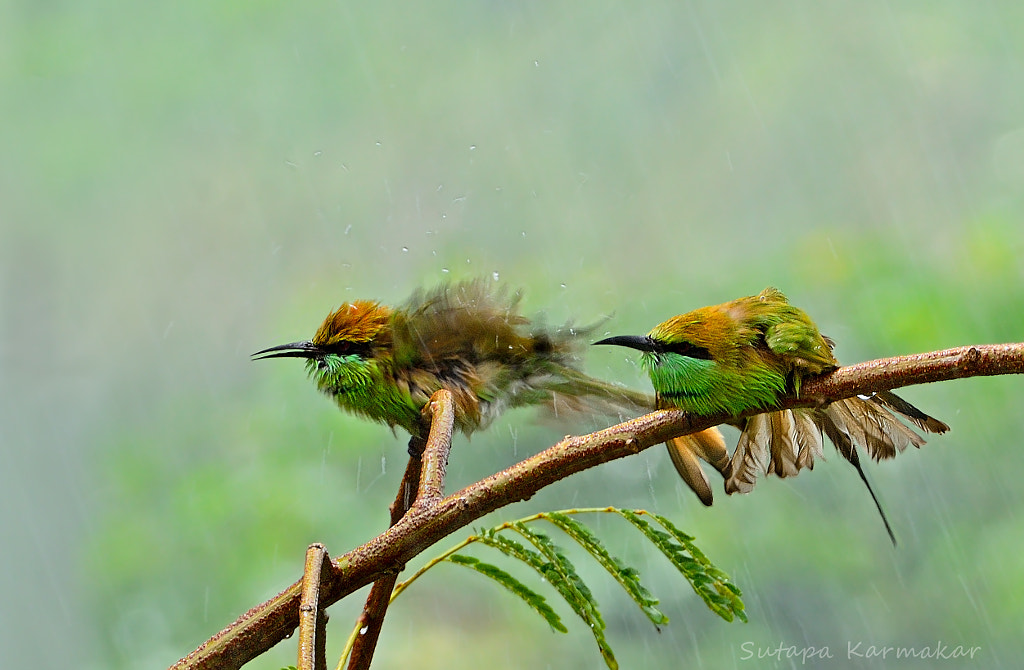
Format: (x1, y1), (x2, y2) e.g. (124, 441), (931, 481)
(594, 287), (949, 543)
(253, 279), (668, 447)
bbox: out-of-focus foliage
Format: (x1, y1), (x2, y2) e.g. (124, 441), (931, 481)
(2, 2), (1023, 669)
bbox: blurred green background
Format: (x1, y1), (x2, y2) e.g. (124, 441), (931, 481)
(3, 2), (1023, 668)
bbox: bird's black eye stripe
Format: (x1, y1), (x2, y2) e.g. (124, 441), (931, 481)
(322, 341), (371, 357)
(660, 341), (712, 360)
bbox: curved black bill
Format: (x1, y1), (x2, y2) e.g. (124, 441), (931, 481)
(592, 335), (660, 352)
(251, 340), (321, 360)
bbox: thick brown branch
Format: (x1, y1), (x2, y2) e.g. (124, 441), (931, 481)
(801, 344), (1024, 399)
(170, 343), (1024, 670)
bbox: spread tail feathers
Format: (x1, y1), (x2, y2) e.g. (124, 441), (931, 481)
(721, 391), (946, 544)
(866, 390), (950, 435)
(724, 409), (824, 494)
(817, 406), (898, 545)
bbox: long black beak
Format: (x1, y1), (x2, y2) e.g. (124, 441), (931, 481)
(592, 335), (660, 352)
(251, 341), (322, 360)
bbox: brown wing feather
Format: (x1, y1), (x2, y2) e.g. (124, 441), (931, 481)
(725, 413), (770, 494)
(664, 428), (729, 505)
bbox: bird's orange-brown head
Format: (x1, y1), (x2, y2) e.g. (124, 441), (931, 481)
(311, 300), (393, 349)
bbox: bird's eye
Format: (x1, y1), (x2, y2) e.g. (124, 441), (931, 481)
(663, 341), (712, 360)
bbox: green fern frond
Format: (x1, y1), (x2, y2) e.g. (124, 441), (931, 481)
(542, 511), (668, 627)
(509, 521), (616, 668)
(617, 510), (747, 623)
(446, 554), (567, 632)
(386, 507), (744, 670)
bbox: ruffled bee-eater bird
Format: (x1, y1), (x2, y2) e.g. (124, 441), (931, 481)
(594, 287), (949, 543)
(253, 279), (668, 450)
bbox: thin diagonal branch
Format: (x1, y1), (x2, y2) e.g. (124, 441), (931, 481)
(343, 456), (419, 670)
(170, 343), (1024, 670)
